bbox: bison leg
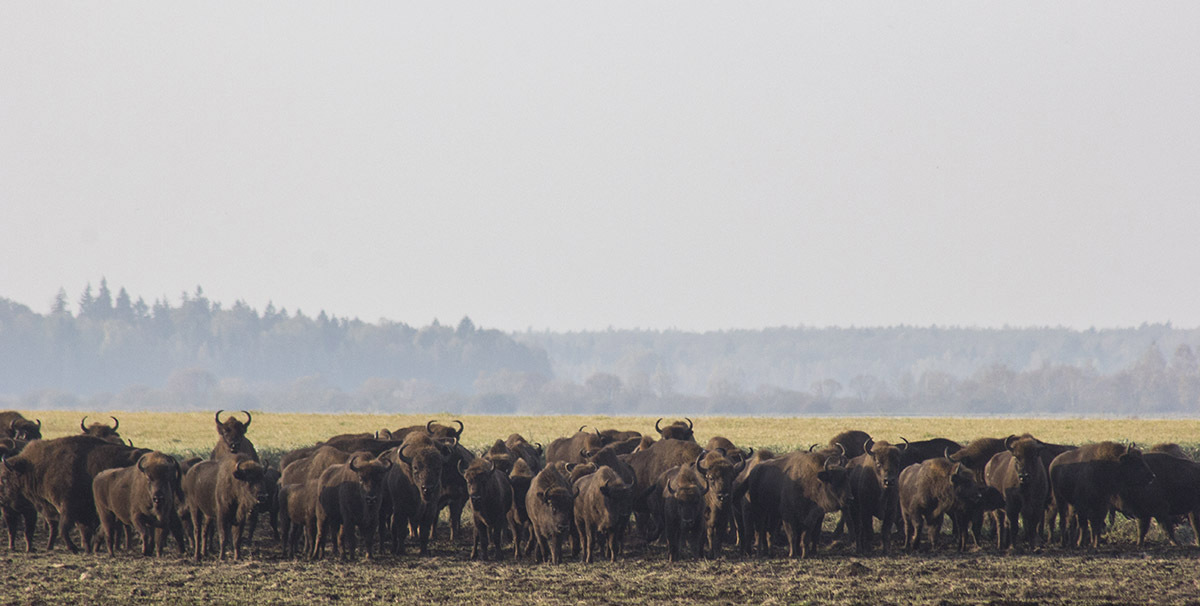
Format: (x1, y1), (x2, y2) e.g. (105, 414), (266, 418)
(1157, 515), (1182, 547)
(1135, 516), (1152, 547)
(21, 508), (36, 552)
(57, 511), (81, 554)
(490, 523), (505, 561)
(448, 499), (464, 542)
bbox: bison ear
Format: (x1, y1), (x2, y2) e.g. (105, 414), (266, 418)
(599, 484), (611, 497)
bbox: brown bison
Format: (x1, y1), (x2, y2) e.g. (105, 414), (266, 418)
(734, 450), (851, 558)
(280, 445), (352, 486)
(0, 435), (146, 553)
(984, 435), (1050, 549)
(1049, 441), (1155, 548)
(507, 457), (536, 559)
(389, 435), (451, 555)
(899, 457), (981, 552)
(0, 412), (41, 441)
(826, 430), (872, 459)
(696, 449), (744, 557)
(845, 438), (903, 553)
(897, 437), (963, 470)
(547, 427), (610, 464)
(504, 433), (544, 473)
(92, 451), (186, 556)
(706, 436), (753, 463)
(655, 418), (695, 441)
(482, 439), (516, 475)
(278, 479), (319, 558)
(390, 419), (465, 442)
(659, 462), (710, 561)
(730, 448), (775, 552)
(80, 416), (123, 444)
(527, 462), (575, 564)
(211, 410), (258, 461)
(573, 466), (636, 563)
(313, 452), (392, 560)
(1112, 452), (1200, 547)
(1148, 443), (1192, 460)
(183, 454), (269, 561)
(461, 457), (513, 560)
(600, 428), (642, 442)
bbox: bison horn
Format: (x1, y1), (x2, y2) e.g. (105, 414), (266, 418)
(655, 418), (664, 433)
(745, 447), (754, 458)
(836, 443), (847, 457)
(695, 453), (708, 474)
(809, 443), (819, 452)
(452, 420), (464, 437)
(127, 439), (135, 448)
(578, 425), (588, 434)
(700, 475), (710, 496)
(594, 428), (602, 438)
(685, 417), (693, 430)
(864, 438), (875, 455)
(396, 445), (412, 466)
(734, 458), (747, 473)
(1004, 435), (1019, 451)
(2, 455), (14, 471)
(667, 476), (676, 495)
(81, 416), (89, 432)
(900, 437), (910, 450)
(137, 454), (147, 472)
(458, 459), (468, 475)
(426, 420), (438, 435)
(349, 455), (361, 472)
(110, 416), (119, 431)
(215, 409), (225, 424)
(240, 410), (251, 428)
(34, 419), (40, 429)
(951, 462), (962, 476)
(535, 443), (544, 456)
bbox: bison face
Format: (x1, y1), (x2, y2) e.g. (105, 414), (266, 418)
(1007, 438), (1044, 486)
(215, 410), (252, 453)
(655, 418), (695, 441)
(1118, 451), (1155, 488)
(232, 460), (269, 505)
(9, 419), (41, 441)
(541, 488), (574, 535)
(869, 443), (903, 489)
(81, 416), (123, 444)
(411, 453), (445, 503)
(816, 465), (854, 510)
(350, 455), (392, 508)
(462, 459), (496, 505)
(598, 483), (634, 519)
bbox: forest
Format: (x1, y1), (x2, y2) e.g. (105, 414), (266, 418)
(1, 280), (1197, 416)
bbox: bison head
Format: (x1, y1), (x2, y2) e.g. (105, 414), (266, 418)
(655, 418), (695, 442)
(81, 416), (123, 444)
(9, 418), (41, 441)
(230, 457), (269, 506)
(537, 485), (575, 535)
(348, 452), (392, 509)
(814, 454), (854, 511)
(425, 419), (464, 440)
(396, 443), (444, 503)
(137, 452), (181, 518)
(667, 466), (709, 530)
(597, 475), (635, 520)
(1117, 445), (1155, 488)
(461, 457), (497, 507)
(1005, 435), (1045, 486)
(215, 410), (252, 453)
(868, 440), (903, 489)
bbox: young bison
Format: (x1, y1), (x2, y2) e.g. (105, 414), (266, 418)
(527, 463), (575, 564)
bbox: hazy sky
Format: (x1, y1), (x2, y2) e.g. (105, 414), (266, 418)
(3, 3), (1199, 331)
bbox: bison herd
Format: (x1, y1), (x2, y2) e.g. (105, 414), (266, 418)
(1, 411), (1198, 565)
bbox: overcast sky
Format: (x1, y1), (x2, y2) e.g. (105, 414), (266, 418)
(3, 3), (1198, 331)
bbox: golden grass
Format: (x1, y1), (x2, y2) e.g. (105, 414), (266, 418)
(16, 410), (1200, 458)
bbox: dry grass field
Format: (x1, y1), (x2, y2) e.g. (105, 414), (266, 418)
(3, 411), (1200, 605)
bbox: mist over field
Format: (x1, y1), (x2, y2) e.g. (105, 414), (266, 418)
(3, 282), (1198, 417)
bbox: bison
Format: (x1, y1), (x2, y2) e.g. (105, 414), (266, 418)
(389, 435), (451, 555)
(507, 457), (536, 559)
(573, 466), (635, 563)
(826, 430), (872, 459)
(734, 450), (851, 558)
(183, 454), (269, 561)
(547, 427), (610, 465)
(461, 457), (513, 560)
(278, 479), (319, 559)
(984, 435), (1050, 549)
(527, 462), (575, 564)
(845, 438), (903, 553)
(1049, 441), (1155, 548)
(1112, 452), (1200, 547)
(659, 461), (710, 561)
(897, 437), (964, 470)
(80, 416), (123, 444)
(92, 451), (186, 556)
(211, 410), (258, 461)
(504, 433), (544, 473)
(313, 452), (392, 560)
(655, 418), (695, 442)
(0, 412), (41, 441)
(899, 457), (981, 552)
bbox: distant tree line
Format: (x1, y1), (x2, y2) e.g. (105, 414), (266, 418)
(2, 281), (1198, 416)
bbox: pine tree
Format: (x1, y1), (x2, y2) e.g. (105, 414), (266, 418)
(51, 288), (71, 317)
(78, 283), (95, 317)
